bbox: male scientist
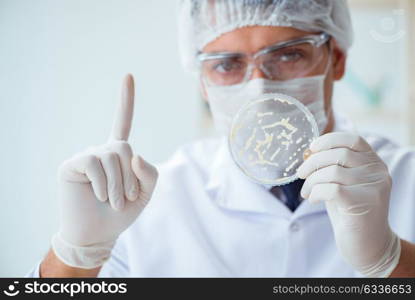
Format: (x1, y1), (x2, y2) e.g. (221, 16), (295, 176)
(28, 0), (415, 277)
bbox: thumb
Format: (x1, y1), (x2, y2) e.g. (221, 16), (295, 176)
(131, 155), (158, 199)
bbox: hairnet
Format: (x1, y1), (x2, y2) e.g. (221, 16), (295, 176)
(177, 0), (353, 71)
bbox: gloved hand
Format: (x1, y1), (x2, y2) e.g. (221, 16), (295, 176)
(297, 132), (401, 277)
(51, 74), (158, 269)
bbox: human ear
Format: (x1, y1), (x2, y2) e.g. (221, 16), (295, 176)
(332, 42), (346, 81)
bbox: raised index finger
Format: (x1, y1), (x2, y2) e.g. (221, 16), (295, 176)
(109, 74), (135, 141)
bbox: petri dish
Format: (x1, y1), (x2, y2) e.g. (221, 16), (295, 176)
(228, 93), (319, 186)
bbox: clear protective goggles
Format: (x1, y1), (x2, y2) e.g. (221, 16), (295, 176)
(197, 32), (331, 86)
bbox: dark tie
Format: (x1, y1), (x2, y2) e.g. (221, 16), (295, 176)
(270, 179), (305, 212)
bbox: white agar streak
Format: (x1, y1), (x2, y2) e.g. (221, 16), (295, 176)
(244, 128), (257, 150)
(257, 111), (274, 118)
(270, 147), (281, 161)
(285, 159), (299, 172)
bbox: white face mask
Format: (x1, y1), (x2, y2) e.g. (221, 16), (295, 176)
(205, 75), (328, 135)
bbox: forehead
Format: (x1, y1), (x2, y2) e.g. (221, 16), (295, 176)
(202, 26), (318, 54)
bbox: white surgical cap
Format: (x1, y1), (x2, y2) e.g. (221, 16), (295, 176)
(178, 0), (354, 71)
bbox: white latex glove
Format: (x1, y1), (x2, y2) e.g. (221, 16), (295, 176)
(297, 132), (401, 278)
(52, 74), (158, 269)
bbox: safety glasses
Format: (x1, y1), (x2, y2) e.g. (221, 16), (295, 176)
(197, 32), (331, 86)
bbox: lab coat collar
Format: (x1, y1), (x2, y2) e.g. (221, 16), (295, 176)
(205, 111), (354, 219)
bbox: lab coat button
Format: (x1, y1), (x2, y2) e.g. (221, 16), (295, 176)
(289, 222), (300, 232)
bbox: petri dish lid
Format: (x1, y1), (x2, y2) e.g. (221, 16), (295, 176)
(228, 93), (319, 186)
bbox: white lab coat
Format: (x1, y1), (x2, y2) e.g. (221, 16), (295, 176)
(27, 114), (415, 277)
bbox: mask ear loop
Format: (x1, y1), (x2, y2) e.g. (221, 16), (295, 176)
(323, 41), (334, 77)
(302, 43), (335, 160)
(321, 41), (334, 134)
(199, 73), (210, 102)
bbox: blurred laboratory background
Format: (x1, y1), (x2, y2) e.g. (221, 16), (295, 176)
(0, 0), (414, 276)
